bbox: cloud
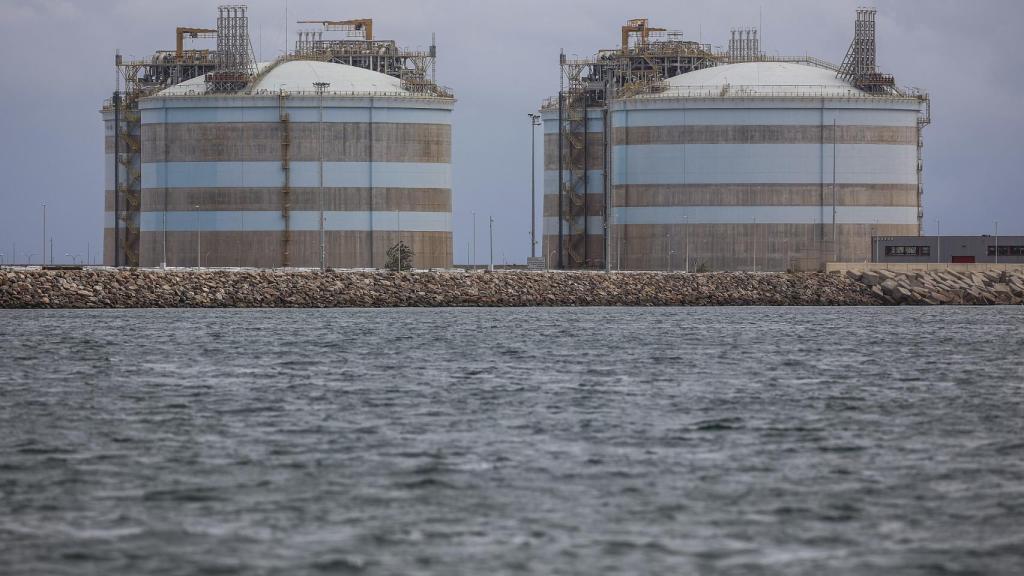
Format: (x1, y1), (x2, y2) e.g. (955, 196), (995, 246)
(0, 0), (79, 23)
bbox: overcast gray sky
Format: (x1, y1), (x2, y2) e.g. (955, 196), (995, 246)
(1, 0), (1021, 265)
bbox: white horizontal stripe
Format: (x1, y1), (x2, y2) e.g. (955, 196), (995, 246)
(610, 107), (919, 128)
(541, 116), (605, 134)
(611, 206), (919, 225)
(103, 212), (139, 229)
(543, 170), (605, 195)
(140, 106), (452, 125)
(139, 211), (451, 232)
(542, 217), (606, 236)
(142, 161), (451, 189)
(613, 144), (917, 185)
(105, 153), (140, 190)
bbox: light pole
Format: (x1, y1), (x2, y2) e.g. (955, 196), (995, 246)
(42, 203), (46, 266)
(472, 211), (477, 270)
(684, 214), (689, 273)
(488, 216), (494, 271)
(666, 229), (673, 272)
(314, 81), (329, 272)
(396, 210), (402, 272)
(194, 203), (201, 269)
(936, 218), (941, 264)
(528, 113), (541, 259)
(752, 217), (757, 272)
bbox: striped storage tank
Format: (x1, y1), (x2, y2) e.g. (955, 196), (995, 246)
(132, 60), (454, 269)
(607, 62), (926, 271)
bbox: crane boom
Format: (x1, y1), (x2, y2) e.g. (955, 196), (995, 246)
(621, 18), (666, 52)
(296, 19), (373, 41)
(176, 27), (217, 59)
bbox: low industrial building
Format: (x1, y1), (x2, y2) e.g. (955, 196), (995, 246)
(872, 236), (1024, 264)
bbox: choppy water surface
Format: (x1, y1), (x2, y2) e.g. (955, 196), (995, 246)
(1, 307), (1023, 575)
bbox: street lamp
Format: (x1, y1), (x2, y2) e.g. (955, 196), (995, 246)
(42, 203), (47, 266)
(488, 216), (495, 272)
(528, 113), (541, 259)
(194, 203), (201, 269)
(684, 213), (689, 273)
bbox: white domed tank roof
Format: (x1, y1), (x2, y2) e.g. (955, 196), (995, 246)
(253, 60), (406, 94)
(663, 62), (865, 97)
(157, 60), (407, 96)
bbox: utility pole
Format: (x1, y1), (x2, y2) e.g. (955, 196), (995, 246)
(195, 203), (201, 269)
(528, 113), (541, 259)
(684, 214), (689, 273)
(314, 81), (329, 272)
(752, 217), (757, 272)
(489, 216), (494, 271)
(41, 203), (46, 266)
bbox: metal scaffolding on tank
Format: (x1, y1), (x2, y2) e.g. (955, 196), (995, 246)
(555, 19), (719, 269)
(105, 16), (222, 266)
(291, 19), (449, 97)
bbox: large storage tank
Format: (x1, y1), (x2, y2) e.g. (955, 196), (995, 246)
(542, 12), (930, 271)
(607, 61), (924, 271)
(134, 59), (453, 268)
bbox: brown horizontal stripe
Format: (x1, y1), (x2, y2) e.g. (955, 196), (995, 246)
(543, 133), (606, 171)
(139, 187), (451, 212)
(543, 193), (606, 217)
(612, 184), (918, 208)
(141, 122), (451, 163)
(590, 223), (918, 271)
(541, 234), (606, 269)
(104, 190), (142, 212)
(611, 125), (917, 145)
(140, 230), (452, 269)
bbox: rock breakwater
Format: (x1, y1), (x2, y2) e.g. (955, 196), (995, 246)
(845, 268), (1024, 305)
(1, 268), (879, 308)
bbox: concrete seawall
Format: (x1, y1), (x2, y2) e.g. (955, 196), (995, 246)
(1, 268), (1020, 309)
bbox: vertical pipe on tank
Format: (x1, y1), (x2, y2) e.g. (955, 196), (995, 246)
(113, 90), (121, 267)
(557, 91), (564, 269)
(819, 99), (825, 266)
(162, 105), (168, 268)
(369, 97), (375, 268)
(833, 119), (837, 263)
(604, 104), (611, 273)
